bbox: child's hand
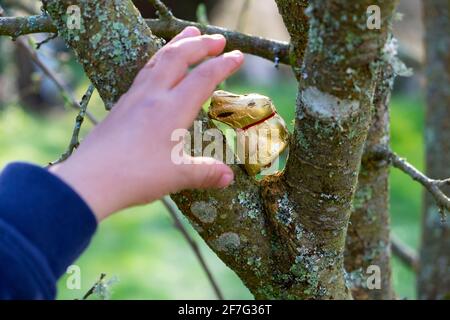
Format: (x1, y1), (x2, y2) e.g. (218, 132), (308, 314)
(50, 27), (244, 221)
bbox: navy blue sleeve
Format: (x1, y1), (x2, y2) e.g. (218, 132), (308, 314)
(0, 162), (97, 299)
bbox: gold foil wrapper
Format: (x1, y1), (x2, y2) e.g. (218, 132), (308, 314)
(209, 90), (289, 177)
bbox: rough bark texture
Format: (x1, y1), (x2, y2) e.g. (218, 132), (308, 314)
(274, 0), (398, 299)
(42, 0), (163, 109)
(345, 63), (394, 300)
(418, 0), (450, 300)
(274, 0), (309, 78)
(40, 0), (400, 300)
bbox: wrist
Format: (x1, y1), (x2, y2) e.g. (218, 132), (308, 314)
(49, 159), (115, 221)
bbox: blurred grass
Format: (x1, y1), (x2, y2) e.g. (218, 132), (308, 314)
(0, 79), (424, 299)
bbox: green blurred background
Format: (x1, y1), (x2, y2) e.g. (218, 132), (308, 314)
(0, 76), (423, 299)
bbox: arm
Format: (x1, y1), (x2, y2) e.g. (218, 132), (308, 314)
(0, 27), (243, 298)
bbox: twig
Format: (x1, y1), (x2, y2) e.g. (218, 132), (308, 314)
(147, 17), (290, 65)
(82, 273), (106, 300)
(148, 0), (173, 19)
(49, 85), (95, 166)
(0, 15), (291, 65)
(376, 148), (450, 221)
(391, 234), (419, 272)
(15, 36), (98, 125)
(0, 15), (55, 39)
(35, 32), (58, 49)
(161, 196), (224, 300)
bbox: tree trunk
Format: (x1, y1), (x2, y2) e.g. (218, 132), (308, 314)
(418, 0), (450, 300)
(345, 63), (394, 300)
(42, 0), (399, 299)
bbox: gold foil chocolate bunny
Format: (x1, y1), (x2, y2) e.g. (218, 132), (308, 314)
(208, 90), (289, 179)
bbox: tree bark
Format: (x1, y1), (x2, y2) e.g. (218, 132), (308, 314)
(273, 0), (398, 299)
(274, 0), (309, 79)
(41, 0), (400, 299)
(345, 63), (394, 300)
(42, 0), (163, 109)
(418, 0), (450, 300)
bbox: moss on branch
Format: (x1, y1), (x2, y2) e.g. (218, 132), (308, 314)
(42, 0), (163, 109)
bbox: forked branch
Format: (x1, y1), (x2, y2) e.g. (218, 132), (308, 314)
(374, 148), (450, 221)
(49, 85), (95, 166)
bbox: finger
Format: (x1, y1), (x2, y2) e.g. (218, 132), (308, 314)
(132, 27), (201, 89)
(179, 156), (234, 189)
(166, 26), (201, 45)
(145, 34), (227, 89)
(170, 50), (244, 127)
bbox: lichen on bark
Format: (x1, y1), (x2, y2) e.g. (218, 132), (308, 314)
(276, 0), (399, 299)
(274, 0), (309, 78)
(40, 0), (402, 300)
(345, 58), (394, 300)
(42, 0), (164, 109)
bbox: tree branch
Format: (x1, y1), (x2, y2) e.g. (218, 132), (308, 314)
(0, 15), (291, 65)
(381, 149), (450, 221)
(0, 15), (55, 38)
(15, 36), (98, 125)
(391, 234), (419, 272)
(345, 51), (396, 300)
(81, 273), (106, 300)
(49, 85), (95, 166)
(274, 0), (308, 78)
(161, 196), (224, 300)
(148, 0), (173, 19)
(148, 17), (290, 65)
(41, 1), (164, 110)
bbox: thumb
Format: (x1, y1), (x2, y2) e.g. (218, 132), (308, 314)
(180, 156), (234, 189)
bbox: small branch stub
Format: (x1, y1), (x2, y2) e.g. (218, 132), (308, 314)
(148, 0), (173, 19)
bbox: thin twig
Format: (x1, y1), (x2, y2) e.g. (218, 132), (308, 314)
(15, 36), (98, 125)
(35, 32), (57, 49)
(391, 234), (419, 272)
(0, 14), (291, 65)
(375, 147), (450, 221)
(49, 84), (95, 166)
(148, 0), (173, 19)
(82, 273), (106, 300)
(161, 196), (224, 300)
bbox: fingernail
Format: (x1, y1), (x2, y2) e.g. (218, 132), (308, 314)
(211, 34), (225, 41)
(183, 26), (200, 36)
(224, 50), (244, 63)
(218, 172), (234, 188)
